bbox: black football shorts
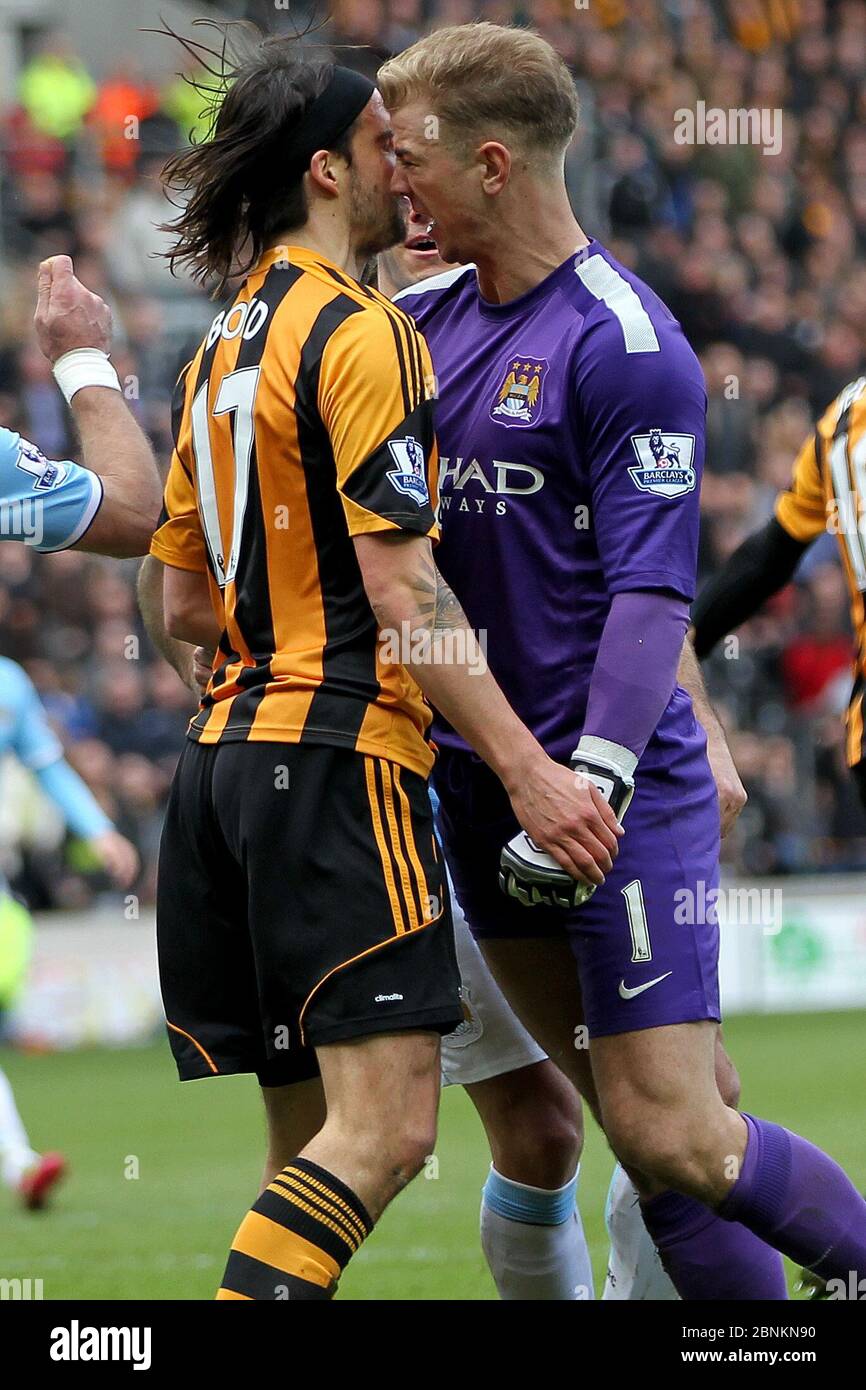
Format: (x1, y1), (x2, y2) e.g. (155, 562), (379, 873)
(157, 740), (462, 1086)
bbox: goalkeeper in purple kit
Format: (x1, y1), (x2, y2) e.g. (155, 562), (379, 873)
(380, 21), (866, 1298)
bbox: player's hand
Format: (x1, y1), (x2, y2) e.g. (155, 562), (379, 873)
(500, 743), (633, 909)
(34, 255), (112, 364)
(504, 751), (623, 889)
(193, 646), (214, 697)
(706, 726), (747, 837)
(89, 830), (139, 889)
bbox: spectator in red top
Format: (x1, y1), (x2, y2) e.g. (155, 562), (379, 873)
(88, 60), (160, 177)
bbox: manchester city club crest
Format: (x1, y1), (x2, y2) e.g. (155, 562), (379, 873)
(628, 429), (697, 499)
(386, 435), (430, 506)
(490, 355), (548, 428)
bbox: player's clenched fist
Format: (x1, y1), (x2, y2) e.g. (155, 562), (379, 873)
(34, 255), (112, 364)
(192, 646), (215, 698)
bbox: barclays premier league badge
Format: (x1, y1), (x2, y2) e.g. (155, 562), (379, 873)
(628, 429), (697, 499)
(16, 438), (68, 491)
(490, 354), (548, 428)
(386, 436), (430, 506)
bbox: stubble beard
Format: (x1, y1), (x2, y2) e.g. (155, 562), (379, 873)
(351, 174), (407, 263)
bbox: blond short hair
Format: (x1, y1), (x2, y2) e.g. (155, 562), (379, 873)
(378, 22), (579, 161)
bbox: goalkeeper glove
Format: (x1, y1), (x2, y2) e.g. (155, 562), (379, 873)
(499, 736), (636, 909)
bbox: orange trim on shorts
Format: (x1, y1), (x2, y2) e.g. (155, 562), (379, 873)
(378, 760), (418, 930)
(296, 906), (445, 1046)
(167, 1021), (219, 1074)
(393, 765), (431, 921)
(364, 756), (405, 933)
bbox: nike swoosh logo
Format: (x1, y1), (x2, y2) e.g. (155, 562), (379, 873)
(618, 972), (673, 1000)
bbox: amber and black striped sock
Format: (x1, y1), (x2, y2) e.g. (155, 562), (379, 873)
(217, 1157), (373, 1301)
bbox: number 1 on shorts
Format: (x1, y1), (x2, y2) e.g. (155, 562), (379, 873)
(622, 878), (652, 963)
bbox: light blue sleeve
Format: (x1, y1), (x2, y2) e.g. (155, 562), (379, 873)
(1, 658), (112, 838)
(33, 761), (112, 839)
(0, 426), (103, 552)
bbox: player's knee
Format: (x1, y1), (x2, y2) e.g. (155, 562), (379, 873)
(603, 1102), (689, 1189)
(603, 1100), (728, 1199)
(382, 1120), (438, 1190)
(475, 1064), (583, 1187)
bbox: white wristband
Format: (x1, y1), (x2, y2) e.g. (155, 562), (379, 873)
(52, 348), (121, 405)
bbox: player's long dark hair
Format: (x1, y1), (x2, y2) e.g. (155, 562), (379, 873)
(155, 20), (353, 297)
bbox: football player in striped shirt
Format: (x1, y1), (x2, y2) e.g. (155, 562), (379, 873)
(692, 377), (866, 799)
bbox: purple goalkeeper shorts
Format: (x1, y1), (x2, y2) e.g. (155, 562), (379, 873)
(433, 716), (721, 1039)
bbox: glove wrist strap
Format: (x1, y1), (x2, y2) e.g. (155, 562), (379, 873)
(574, 735), (637, 781)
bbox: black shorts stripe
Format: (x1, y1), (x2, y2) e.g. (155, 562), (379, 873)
(387, 762), (427, 927)
(377, 758), (424, 929)
(370, 757), (409, 932)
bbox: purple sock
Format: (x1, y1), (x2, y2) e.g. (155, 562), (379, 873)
(641, 1189), (787, 1300)
(719, 1113), (866, 1282)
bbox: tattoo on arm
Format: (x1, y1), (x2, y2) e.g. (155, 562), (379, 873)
(401, 547), (468, 632)
(433, 572), (466, 632)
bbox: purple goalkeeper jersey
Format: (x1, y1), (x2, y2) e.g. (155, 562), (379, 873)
(395, 241), (707, 769)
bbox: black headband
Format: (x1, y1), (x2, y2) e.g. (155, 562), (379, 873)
(282, 66), (376, 180)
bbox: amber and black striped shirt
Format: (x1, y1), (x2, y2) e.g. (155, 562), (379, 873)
(150, 244), (440, 777)
(775, 377), (866, 766)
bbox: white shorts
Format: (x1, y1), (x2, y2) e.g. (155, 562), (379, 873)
(440, 879), (546, 1088)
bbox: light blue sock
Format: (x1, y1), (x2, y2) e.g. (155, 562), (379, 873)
(482, 1164), (577, 1225)
(480, 1165), (594, 1299)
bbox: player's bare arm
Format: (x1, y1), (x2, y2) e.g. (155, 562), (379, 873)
(162, 562), (222, 650)
(354, 529), (622, 887)
(33, 255), (161, 557)
(678, 637), (746, 838)
(137, 556), (200, 696)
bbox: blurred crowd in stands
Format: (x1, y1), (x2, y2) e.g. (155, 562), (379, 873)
(1, 0), (865, 906)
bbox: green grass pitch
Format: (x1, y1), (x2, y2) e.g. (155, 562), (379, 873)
(2, 1010), (864, 1300)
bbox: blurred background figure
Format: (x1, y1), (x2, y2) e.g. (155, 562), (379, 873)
(0, 653), (137, 1207)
